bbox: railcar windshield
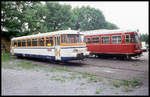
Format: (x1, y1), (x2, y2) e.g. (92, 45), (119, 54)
(61, 34), (84, 43)
(130, 34), (140, 43)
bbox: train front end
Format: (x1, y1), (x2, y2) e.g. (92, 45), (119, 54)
(59, 32), (89, 61)
(132, 32), (143, 57)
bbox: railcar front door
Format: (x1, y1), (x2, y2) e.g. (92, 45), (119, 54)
(55, 35), (61, 60)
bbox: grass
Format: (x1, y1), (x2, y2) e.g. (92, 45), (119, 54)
(1, 52), (72, 72)
(79, 72), (103, 83)
(80, 82), (85, 86)
(112, 77), (142, 89)
(51, 75), (66, 83)
(112, 81), (121, 88)
(120, 77), (142, 87)
(50, 72), (81, 83)
(95, 89), (100, 94)
(70, 73), (77, 80)
(2, 52), (15, 62)
(122, 86), (133, 92)
(17, 60), (35, 69)
(54, 66), (71, 72)
(81, 72), (89, 78)
(89, 74), (98, 82)
(6, 65), (16, 69)
(2, 52), (17, 69)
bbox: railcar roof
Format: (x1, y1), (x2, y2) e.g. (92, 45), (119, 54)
(82, 29), (138, 35)
(11, 30), (82, 40)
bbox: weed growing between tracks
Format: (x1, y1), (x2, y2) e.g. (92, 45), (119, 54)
(95, 89), (100, 94)
(112, 77), (142, 92)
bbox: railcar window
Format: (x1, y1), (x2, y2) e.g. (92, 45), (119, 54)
(134, 35), (140, 43)
(85, 37), (91, 44)
(18, 40), (21, 47)
(39, 38), (44, 46)
(102, 36), (110, 44)
(61, 34), (67, 43)
(27, 39), (31, 47)
(55, 37), (60, 46)
(130, 34), (139, 43)
(125, 35), (130, 43)
(14, 41), (17, 47)
(67, 34), (76, 43)
(62, 34), (83, 43)
(22, 40), (26, 47)
(76, 34), (83, 43)
(92, 37), (99, 43)
(112, 36), (122, 43)
(46, 37), (53, 46)
(32, 39), (37, 46)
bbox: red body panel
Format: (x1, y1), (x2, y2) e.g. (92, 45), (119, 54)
(86, 44), (136, 54)
(85, 32), (142, 56)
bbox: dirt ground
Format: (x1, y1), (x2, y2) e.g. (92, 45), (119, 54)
(1, 52), (149, 95)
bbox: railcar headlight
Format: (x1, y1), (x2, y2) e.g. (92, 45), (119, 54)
(73, 49), (78, 52)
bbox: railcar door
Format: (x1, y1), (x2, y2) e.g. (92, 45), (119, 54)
(54, 34), (61, 60)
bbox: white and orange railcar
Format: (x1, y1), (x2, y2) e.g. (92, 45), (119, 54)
(10, 30), (89, 61)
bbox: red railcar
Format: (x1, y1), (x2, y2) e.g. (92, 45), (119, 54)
(83, 29), (143, 59)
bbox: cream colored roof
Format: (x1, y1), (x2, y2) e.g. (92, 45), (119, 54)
(12, 30), (82, 40)
(82, 29), (138, 35)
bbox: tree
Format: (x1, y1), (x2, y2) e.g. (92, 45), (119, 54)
(1, 1), (119, 39)
(104, 21), (119, 30)
(140, 33), (149, 44)
(1, 1), (42, 39)
(72, 6), (118, 31)
(1, 2), (23, 39)
(45, 2), (75, 32)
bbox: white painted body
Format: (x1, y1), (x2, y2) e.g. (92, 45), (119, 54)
(11, 46), (88, 61)
(11, 30), (89, 61)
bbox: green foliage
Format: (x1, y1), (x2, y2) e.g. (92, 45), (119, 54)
(140, 33), (149, 44)
(72, 6), (118, 31)
(1, 1), (119, 40)
(112, 78), (142, 88)
(17, 60), (35, 69)
(1, 52), (15, 62)
(95, 89), (100, 94)
(121, 78), (142, 87)
(80, 82), (85, 86)
(51, 75), (66, 83)
(45, 2), (74, 32)
(112, 81), (121, 88)
(81, 72), (89, 78)
(104, 21), (119, 30)
(1, 1), (42, 38)
(122, 87), (133, 92)
(55, 66), (71, 72)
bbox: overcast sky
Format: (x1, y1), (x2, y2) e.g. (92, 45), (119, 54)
(59, 1), (149, 34)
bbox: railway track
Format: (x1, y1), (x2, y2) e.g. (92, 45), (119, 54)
(45, 60), (147, 73)
(18, 56), (147, 73)
(88, 64), (146, 73)
(82, 58), (147, 72)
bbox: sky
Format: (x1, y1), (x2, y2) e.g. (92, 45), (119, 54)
(59, 1), (149, 34)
